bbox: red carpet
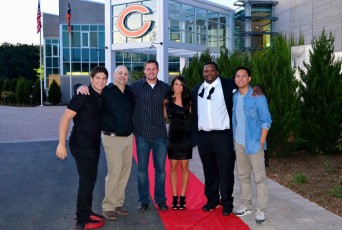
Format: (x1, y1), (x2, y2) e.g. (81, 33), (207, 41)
(132, 140), (250, 230)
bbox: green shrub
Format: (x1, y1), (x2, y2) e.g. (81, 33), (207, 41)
(15, 78), (32, 105)
(32, 79), (46, 105)
(328, 185), (342, 198)
(2, 79), (11, 91)
(292, 172), (307, 184)
(5, 92), (16, 104)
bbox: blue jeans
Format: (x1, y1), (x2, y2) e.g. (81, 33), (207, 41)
(136, 136), (167, 205)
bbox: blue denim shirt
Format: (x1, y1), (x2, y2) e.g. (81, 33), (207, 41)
(232, 87), (272, 154)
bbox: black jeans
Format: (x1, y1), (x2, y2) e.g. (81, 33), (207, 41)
(70, 147), (100, 223)
(198, 130), (235, 210)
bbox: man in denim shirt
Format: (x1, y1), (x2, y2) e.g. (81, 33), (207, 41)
(232, 66), (272, 224)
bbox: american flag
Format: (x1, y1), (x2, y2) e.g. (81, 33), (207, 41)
(66, 0), (71, 33)
(37, 0), (42, 34)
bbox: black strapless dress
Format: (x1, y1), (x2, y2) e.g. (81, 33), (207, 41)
(167, 101), (192, 160)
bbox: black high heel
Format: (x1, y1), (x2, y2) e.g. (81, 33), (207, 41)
(179, 196), (186, 210)
(172, 196), (179, 210)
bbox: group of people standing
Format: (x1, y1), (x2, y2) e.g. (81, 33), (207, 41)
(56, 59), (272, 230)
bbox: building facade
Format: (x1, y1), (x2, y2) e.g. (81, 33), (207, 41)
(42, 0), (234, 103)
(234, 0), (342, 52)
(42, 0), (341, 103)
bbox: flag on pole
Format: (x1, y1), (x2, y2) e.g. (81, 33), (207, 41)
(66, 0), (71, 33)
(37, 0), (42, 34)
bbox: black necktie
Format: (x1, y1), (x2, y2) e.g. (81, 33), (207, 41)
(207, 87), (215, 100)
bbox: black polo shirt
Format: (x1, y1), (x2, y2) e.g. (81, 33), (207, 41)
(101, 83), (134, 135)
(68, 85), (102, 150)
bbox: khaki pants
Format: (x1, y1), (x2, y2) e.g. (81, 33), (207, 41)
(235, 142), (268, 212)
(102, 134), (133, 211)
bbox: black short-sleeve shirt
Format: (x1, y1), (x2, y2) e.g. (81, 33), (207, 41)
(67, 85), (102, 150)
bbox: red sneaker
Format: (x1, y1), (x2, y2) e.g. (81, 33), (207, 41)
(75, 219), (104, 230)
(89, 213), (105, 221)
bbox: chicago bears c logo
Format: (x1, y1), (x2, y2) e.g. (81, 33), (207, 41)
(116, 5), (154, 38)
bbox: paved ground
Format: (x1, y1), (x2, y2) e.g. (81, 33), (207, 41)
(0, 105), (341, 230)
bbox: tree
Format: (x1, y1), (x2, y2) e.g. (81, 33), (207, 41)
(0, 43), (40, 80)
(251, 35), (303, 155)
(15, 78), (32, 105)
(48, 80), (62, 105)
(182, 49), (212, 90)
(216, 48), (251, 79)
(298, 30), (342, 153)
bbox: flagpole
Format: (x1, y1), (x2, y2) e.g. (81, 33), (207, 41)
(39, 31), (43, 106)
(69, 32), (72, 100)
(37, 0), (43, 106)
(67, 0), (72, 100)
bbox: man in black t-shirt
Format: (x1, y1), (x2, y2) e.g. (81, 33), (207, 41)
(56, 66), (108, 230)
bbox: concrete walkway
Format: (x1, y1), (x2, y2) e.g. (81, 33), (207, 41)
(0, 105), (341, 230)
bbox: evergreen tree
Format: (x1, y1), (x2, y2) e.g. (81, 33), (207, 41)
(298, 30), (342, 153)
(48, 80), (62, 105)
(251, 35), (303, 155)
(216, 48), (250, 79)
(182, 49), (212, 90)
(15, 78), (31, 105)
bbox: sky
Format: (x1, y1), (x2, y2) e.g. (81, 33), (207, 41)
(0, 0), (236, 45)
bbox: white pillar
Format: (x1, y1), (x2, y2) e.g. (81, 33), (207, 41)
(156, 0), (168, 83)
(179, 57), (188, 74)
(105, 0), (113, 83)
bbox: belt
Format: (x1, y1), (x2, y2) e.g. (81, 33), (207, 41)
(102, 131), (131, 137)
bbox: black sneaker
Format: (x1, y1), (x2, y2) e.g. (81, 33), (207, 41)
(157, 202), (168, 211)
(138, 203), (149, 212)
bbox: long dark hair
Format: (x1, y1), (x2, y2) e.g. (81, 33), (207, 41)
(166, 76), (191, 110)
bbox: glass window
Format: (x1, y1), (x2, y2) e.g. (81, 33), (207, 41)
(208, 35), (217, 47)
(90, 32), (98, 47)
(63, 32), (69, 47)
(208, 21), (218, 36)
(90, 25), (97, 31)
(219, 14), (227, 24)
(53, 57), (59, 67)
(82, 48), (89, 61)
(52, 44), (58, 56)
(98, 32), (105, 47)
(81, 25), (89, 31)
(208, 11), (218, 22)
(46, 57), (52, 67)
(63, 48), (70, 61)
(169, 0), (181, 12)
(124, 52), (131, 62)
(82, 63), (90, 73)
(195, 19), (206, 34)
(72, 32), (81, 48)
(82, 32), (89, 47)
(170, 19), (180, 30)
(72, 48), (81, 62)
(90, 49), (98, 62)
(116, 52), (123, 62)
(72, 63), (81, 73)
(181, 4), (194, 16)
(196, 8), (207, 19)
(46, 45), (52, 56)
(197, 33), (206, 46)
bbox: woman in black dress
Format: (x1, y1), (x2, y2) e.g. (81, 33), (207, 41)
(163, 76), (192, 210)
